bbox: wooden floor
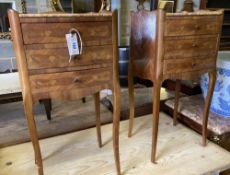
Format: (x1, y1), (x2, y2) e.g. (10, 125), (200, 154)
(0, 97), (112, 147)
(0, 113), (230, 175)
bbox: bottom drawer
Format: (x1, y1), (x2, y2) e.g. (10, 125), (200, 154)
(29, 67), (113, 101)
(163, 57), (216, 74)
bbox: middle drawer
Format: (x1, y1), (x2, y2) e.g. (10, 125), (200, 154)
(164, 36), (218, 59)
(25, 44), (113, 70)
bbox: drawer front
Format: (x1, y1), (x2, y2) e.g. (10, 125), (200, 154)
(22, 22), (112, 46)
(26, 45), (113, 70)
(163, 57), (216, 74)
(29, 68), (112, 101)
(164, 36), (218, 59)
(164, 16), (221, 36)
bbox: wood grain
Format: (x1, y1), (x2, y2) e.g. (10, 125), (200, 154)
(163, 57), (216, 74)
(29, 68), (113, 102)
(173, 80), (181, 126)
(164, 16), (221, 36)
(8, 9), (44, 175)
(9, 9), (121, 175)
(1, 114), (230, 175)
(26, 45), (113, 70)
(28, 63), (111, 75)
(129, 9), (223, 164)
(94, 92), (102, 148)
(22, 22), (112, 46)
(112, 10), (121, 175)
(202, 70), (216, 146)
(164, 36), (218, 59)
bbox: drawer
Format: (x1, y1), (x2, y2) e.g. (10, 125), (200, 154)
(21, 22), (112, 46)
(29, 68), (112, 101)
(25, 45), (113, 70)
(163, 57), (216, 74)
(164, 16), (221, 36)
(164, 36), (218, 59)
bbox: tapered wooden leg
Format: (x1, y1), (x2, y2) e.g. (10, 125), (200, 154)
(23, 100), (43, 175)
(202, 70), (216, 146)
(151, 80), (162, 163)
(42, 99), (52, 121)
(94, 92), (102, 148)
(128, 63), (135, 137)
(113, 86), (121, 175)
(82, 97), (86, 103)
(173, 80), (181, 126)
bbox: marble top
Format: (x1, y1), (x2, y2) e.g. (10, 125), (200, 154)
(19, 12), (113, 18)
(165, 95), (230, 135)
(167, 9), (223, 16)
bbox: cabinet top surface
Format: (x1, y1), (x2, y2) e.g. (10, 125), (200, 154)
(19, 12), (113, 18)
(166, 9), (223, 16)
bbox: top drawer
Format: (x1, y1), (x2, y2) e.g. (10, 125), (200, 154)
(21, 22), (112, 46)
(164, 16), (221, 36)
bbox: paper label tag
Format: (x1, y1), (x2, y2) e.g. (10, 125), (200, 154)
(66, 33), (79, 57)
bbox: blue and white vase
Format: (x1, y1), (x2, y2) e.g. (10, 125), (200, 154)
(200, 51), (230, 118)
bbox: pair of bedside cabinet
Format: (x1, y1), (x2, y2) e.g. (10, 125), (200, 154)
(9, 8), (223, 175)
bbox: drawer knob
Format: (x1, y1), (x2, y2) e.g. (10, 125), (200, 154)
(74, 78), (81, 83)
(192, 43), (198, 47)
(195, 25), (200, 30)
(192, 63), (196, 68)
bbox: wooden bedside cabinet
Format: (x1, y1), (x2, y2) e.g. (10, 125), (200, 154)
(8, 10), (121, 175)
(128, 10), (223, 163)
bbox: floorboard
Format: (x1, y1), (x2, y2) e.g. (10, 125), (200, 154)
(0, 97), (112, 147)
(0, 113), (230, 175)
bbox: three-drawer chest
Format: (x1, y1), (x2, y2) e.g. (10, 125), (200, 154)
(129, 9), (223, 163)
(9, 10), (121, 175)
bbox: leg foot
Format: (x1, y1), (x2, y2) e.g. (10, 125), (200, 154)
(151, 80), (162, 163)
(173, 80), (181, 126)
(202, 71), (216, 146)
(94, 92), (102, 148)
(128, 64), (134, 137)
(113, 86), (121, 175)
(42, 99), (52, 121)
(24, 99), (43, 175)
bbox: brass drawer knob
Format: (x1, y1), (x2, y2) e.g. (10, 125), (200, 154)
(194, 25), (200, 30)
(74, 78), (81, 83)
(192, 43), (198, 47)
